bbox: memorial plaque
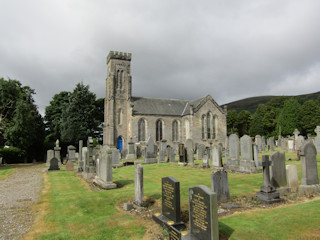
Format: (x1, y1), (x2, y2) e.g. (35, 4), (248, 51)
(189, 185), (218, 240)
(162, 177), (181, 223)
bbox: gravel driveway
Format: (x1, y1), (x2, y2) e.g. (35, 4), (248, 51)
(0, 164), (44, 240)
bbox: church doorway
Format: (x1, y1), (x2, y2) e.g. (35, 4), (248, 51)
(117, 136), (124, 151)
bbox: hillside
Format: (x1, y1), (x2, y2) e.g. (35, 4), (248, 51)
(222, 91), (320, 114)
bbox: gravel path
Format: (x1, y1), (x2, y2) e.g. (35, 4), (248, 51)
(0, 164), (44, 240)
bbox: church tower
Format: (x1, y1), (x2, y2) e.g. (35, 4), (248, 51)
(103, 51), (132, 149)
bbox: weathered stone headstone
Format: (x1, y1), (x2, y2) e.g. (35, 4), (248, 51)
(78, 140), (84, 172)
(255, 135), (262, 152)
(166, 146), (175, 163)
(48, 157), (60, 171)
(226, 134), (239, 171)
(297, 136), (305, 151)
(66, 160), (74, 171)
(144, 136), (157, 164)
(152, 177), (185, 230)
(286, 165), (299, 193)
(126, 141), (136, 159)
(159, 150), (166, 163)
(239, 135), (256, 173)
(293, 129), (300, 151)
(83, 137), (96, 179)
(197, 144), (205, 160)
(261, 136), (266, 152)
(161, 139), (167, 151)
(188, 185), (219, 240)
(46, 150), (54, 167)
(211, 171), (230, 203)
(253, 144), (260, 171)
(211, 145), (222, 169)
(270, 151), (290, 195)
(82, 147), (88, 172)
(54, 139), (61, 164)
(267, 137), (274, 151)
(314, 126), (320, 153)
(112, 149), (121, 167)
(300, 142), (319, 185)
(93, 149), (117, 189)
(185, 139), (194, 166)
(67, 145), (77, 162)
(256, 155), (283, 204)
(134, 164), (145, 206)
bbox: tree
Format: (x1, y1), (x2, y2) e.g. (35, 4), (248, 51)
(298, 100), (320, 136)
(249, 104), (267, 136)
(237, 110), (252, 137)
(0, 78), (44, 160)
(227, 110), (238, 135)
(44, 91), (70, 140)
(60, 83), (99, 144)
(276, 98), (301, 136)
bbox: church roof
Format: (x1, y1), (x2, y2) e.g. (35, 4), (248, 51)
(131, 95), (225, 116)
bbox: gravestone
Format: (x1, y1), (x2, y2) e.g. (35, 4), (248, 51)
(185, 139), (194, 166)
(211, 171), (230, 203)
(300, 142), (319, 185)
(256, 155), (283, 204)
(255, 135), (262, 152)
(270, 151), (290, 195)
(67, 145), (77, 162)
(188, 185), (219, 240)
(261, 136), (266, 152)
(46, 150), (54, 167)
(202, 155), (209, 168)
(48, 157), (60, 171)
(178, 143), (186, 164)
(83, 137), (96, 179)
(293, 129), (300, 151)
(211, 145), (223, 169)
(280, 138), (287, 152)
(253, 144), (260, 171)
(197, 144), (205, 160)
(287, 139), (294, 153)
(82, 147), (88, 173)
(144, 137), (157, 164)
(267, 137), (274, 151)
(286, 165), (299, 192)
(126, 141), (136, 159)
(78, 140), (84, 172)
(134, 164), (145, 207)
(314, 126), (320, 153)
(226, 134), (239, 171)
(159, 150), (166, 163)
(112, 149), (121, 167)
(54, 139), (61, 164)
(166, 146), (175, 163)
(66, 160), (74, 171)
(239, 135), (256, 173)
(296, 136), (305, 151)
(152, 177), (185, 230)
(161, 139), (167, 151)
(93, 149), (117, 189)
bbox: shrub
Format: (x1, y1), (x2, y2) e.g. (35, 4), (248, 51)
(0, 147), (26, 164)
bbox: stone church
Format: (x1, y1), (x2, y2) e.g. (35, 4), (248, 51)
(103, 51), (227, 152)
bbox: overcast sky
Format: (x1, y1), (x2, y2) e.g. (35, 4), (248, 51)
(1, 0), (320, 115)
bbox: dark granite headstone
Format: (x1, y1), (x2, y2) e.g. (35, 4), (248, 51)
(178, 143), (186, 163)
(48, 157), (60, 171)
(189, 185), (219, 240)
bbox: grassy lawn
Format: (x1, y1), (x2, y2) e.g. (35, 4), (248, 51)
(25, 153), (320, 240)
(0, 166), (15, 181)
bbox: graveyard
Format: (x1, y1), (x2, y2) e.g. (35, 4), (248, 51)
(1, 143), (320, 239)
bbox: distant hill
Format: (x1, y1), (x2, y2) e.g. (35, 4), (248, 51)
(222, 91), (320, 114)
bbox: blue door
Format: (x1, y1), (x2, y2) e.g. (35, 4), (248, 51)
(117, 137), (123, 151)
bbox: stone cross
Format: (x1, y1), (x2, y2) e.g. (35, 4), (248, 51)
(261, 155), (274, 193)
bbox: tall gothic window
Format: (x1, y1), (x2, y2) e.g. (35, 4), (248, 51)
(207, 112), (211, 139)
(201, 115), (206, 139)
(156, 119), (163, 141)
(116, 70), (123, 89)
(138, 118), (146, 141)
(213, 115), (216, 139)
(172, 120), (179, 142)
(118, 109), (123, 125)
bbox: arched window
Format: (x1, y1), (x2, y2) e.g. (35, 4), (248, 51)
(117, 70), (122, 89)
(185, 119), (190, 139)
(156, 119), (163, 141)
(213, 115), (217, 139)
(207, 112), (211, 139)
(118, 109), (123, 125)
(201, 115), (206, 139)
(172, 120), (179, 142)
(138, 119), (146, 141)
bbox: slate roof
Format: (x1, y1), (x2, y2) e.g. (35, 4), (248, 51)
(131, 95), (224, 116)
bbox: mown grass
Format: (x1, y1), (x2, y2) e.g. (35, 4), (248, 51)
(26, 151), (320, 240)
(0, 166), (15, 181)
